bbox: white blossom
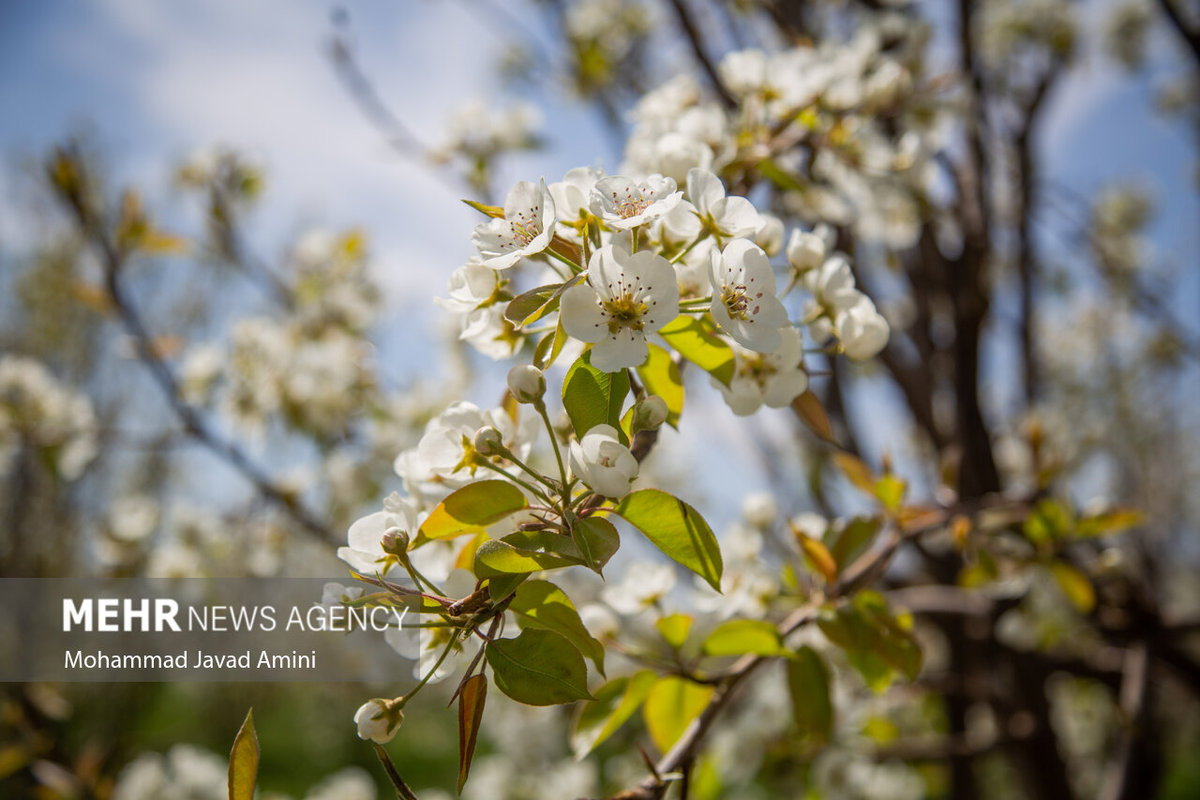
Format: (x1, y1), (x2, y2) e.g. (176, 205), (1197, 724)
(589, 174), (683, 229)
(337, 492), (420, 575)
(354, 698), (403, 744)
(472, 180), (557, 269)
(560, 245), (680, 371)
(569, 423), (638, 498)
(835, 294), (890, 360)
(687, 168), (760, 240)
(709, 239), (789, 353)
(715, 327), (809, 416)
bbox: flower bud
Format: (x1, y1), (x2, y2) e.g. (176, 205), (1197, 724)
(755, 214), (784, 256)
(507, 364), (546, 404)
(354, 697), (404, 744)
(473, 426), (506, 457)
(380, 528), (410, 557)
(787, 229), (826, 275)
(632, 395), (669, 431)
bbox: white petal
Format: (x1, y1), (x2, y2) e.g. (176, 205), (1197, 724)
(560, 284), (607, 344)
(590, 330), (648, 371)
(687, 168), (725, 213)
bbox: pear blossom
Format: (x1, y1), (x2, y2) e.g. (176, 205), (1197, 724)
(394, 401), (538, 500)
(354, 698), (403, 744)
(805, 252), (861, 312)
(687, 168), (760, 240)
(714, 327), (809, 415)
(589, 174), (682, 229)
(835, 295), (890, 360)
(786, 229), (827, 275)
(560, 245), (680, 371)
(709, 239), (789, 353)
(472, 180), (556, 269)
(506, 364), (545, 404)
(337, 492), (420, 575)
(549, 166), (603, 228)
(755, 214), (785, 256)
(601, 561), (677, 615)
(569, 423), (638, 498)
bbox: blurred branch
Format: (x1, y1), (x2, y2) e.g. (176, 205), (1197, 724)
(326, 22), (463, 196)
(1156, 0), (1200, 67)
(665, 0), (737, 110)
(50, 152), (339, 546)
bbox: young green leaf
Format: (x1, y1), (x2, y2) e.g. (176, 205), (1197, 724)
(474, 539), (576, 579)
(702, 619), (784, 657)
(486, 629), (594, 706)
(571, 670), (657, 758)
(791, 390), (837, 444)
(658, 315), (735, 386)
(457, 674), (488, 793)
(505, 284), (561, 329)
(828, 516), (880, 571)
(793, 527), (837, 584)
(635, 344), (685, 427)
(613, 490), (723, 591)
(227, 708), (259, 800)
(656, 613), (693, 650)
(510, 580), (606, 674)
(571, 516), (620, 574)
(786, 646), (833, 746)
(562, 352), (630, 442)
(1050, 561), (1096, 614)
(643, 676), (714, 753)
(419, 480), (528, 541)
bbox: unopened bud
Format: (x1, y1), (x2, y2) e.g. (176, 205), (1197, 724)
(786, 229), (826, 274)
(473, 426), (506, 456)
(354, 697), (405, 744)
(381, 529), (410, 557)
(507, 364), (546, 404)
(633, 395), (669, 431)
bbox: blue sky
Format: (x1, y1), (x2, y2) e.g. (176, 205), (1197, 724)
(1, 0), (1196, 521)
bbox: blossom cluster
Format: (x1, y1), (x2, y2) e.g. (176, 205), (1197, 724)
(0, 355), (98, 481)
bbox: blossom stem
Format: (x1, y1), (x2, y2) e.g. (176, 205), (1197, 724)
(546, 247), (583, 275)
(401, 630), (461, 706)
(536, 403), (568, 490)
(477, 460), (555, 505)
(669, 232), (708, 265)
(679, 296), (713, 309)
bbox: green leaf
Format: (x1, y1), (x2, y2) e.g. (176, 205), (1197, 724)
(829, 516), (880, 570)
(832, 452), (876, 495)
(1076, 508), (1144, 538)
(485, 629), (593, 706)
(227, 709), (259, 800)
(474, 539), (576, 579)
(612, 490), (723, 591)
(658, 315), (735, 386)
(563, 352), (630, 442)
(571, 516), (620, 574)
(874, 474), (906, 512)
(1023, 498), (1074, 545)
(702, 619), (784, 657)
(533, 320), (569, 370)
(486, 572), (527, 603)
(505, 284), (561, 329)
(635, 344), (684, 427)
(643, 676), (713, 753)
(571, 670), (657, 758)
(756, 158), (806, 193)
(510, 580), (606, 674)
(786, 646), (833, 746)
(1050, 561), (1096, 613)
(419, 481), (528, 541)
(463, 199), (503, 218)
(656, 613), (693, 650)
(818, 592), (922, 691)
(457, 674), (487, 793)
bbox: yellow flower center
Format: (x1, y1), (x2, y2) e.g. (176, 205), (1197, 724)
(602, 294), (649, 334)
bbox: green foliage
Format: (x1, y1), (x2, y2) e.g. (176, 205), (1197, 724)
(571, 670), (658, 758)
(510, 580), (606, 673)
(786, 646), (834, 748)
(643, 676), (713, 753)
(818, 591), (922, 692)
(657, 315), (735, 386)
(563, 351), (631, 442)
(656, 613), (693, 650)
(418, 480), (528, 542)
(570, 515), (620, 574)
(702, 619), (784, 658)
(635, 344), (684, 427)
(612, 490), (723, 591)
(485, 629), (593, 706)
